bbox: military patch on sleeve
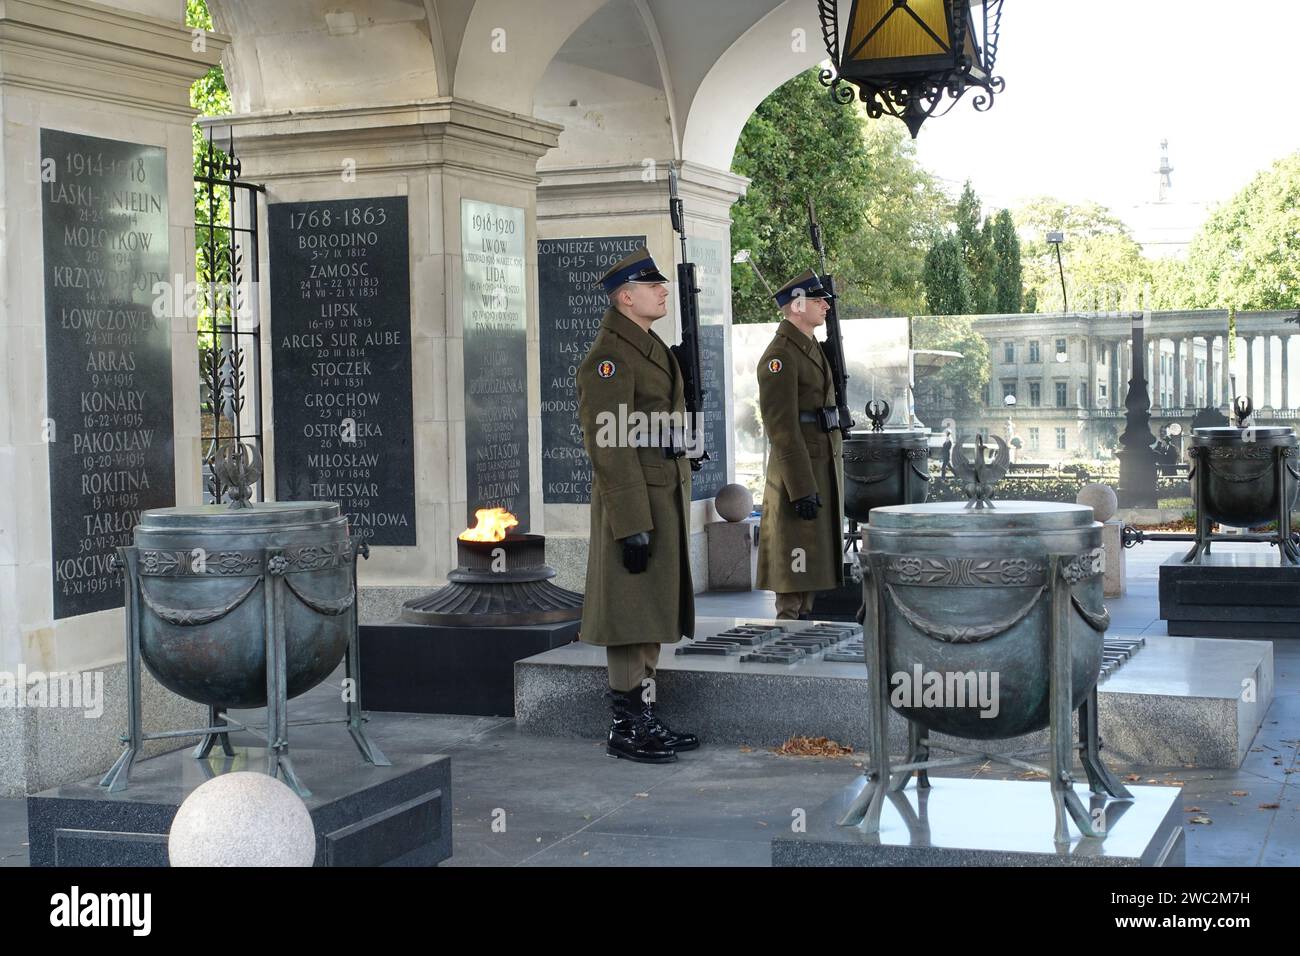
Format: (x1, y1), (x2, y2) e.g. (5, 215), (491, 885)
(767, 358), (783, 374)
(597, 359), (617, 379)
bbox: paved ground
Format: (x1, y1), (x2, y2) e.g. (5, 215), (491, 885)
(2, 541), (1297, 866)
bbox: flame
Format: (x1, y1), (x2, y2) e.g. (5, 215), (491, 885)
(459, 507), (519, 542)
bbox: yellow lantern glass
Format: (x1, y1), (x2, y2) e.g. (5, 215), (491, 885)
(845, 0), (952, 65)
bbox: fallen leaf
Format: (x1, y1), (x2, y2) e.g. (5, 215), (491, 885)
(771, 736), (855, 757)
(1231, 790), (1249, 797)
(1189, 815), (1213, 825)
(1184, 806), (1203, 812)
(1258, 803), (1281, 810)
(738, 745), (753, 753)
(1169, 780), (1185, 786)
(756, 821), (769, 827)
(1124, 773), (1141, 782)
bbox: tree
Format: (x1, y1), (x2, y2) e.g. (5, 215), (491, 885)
(922, 234), (972, 316)
(955, 181), (992, 312)
(912, 313), (990, 415)
(730, 70), (946, 322)
(1181, 152), (1300, 310)
(989, 209), (1022, 313)
(1012, 197), (1151, 312)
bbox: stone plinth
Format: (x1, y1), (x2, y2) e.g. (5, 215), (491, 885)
(516, 620), (1272, 769)
(705, 518), (757, 590)
(1103, 518), (1126, 597)
(1160, 552), (1300, 637)
(772, 778), (1184, 867)
(27, 747), (451, 867)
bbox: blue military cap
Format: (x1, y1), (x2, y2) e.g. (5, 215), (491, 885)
(773, 269), (832, 308)
(600, 246), (670, 293)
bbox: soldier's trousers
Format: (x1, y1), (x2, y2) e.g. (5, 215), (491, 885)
(774, 591), (816, 620)
(606, 642), (662, 692)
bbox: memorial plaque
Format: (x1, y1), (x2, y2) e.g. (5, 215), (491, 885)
(538, 235), (646, 504)
(461, 200), (531, 529)
(687, 237), (729, 499)
(269, 197), (415, 545)
(40, 129), (175, 620)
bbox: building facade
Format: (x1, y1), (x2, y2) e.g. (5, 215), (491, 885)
(916, 309), (1300, 462)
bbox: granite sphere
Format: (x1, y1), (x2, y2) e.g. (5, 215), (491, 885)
(1076, 483), (1118, 523)
(169, 771), (316, 867)
(714, 484), (754, 522)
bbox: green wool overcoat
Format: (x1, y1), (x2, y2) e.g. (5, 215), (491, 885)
(576, 307), (695, 646)
(755, 319), (845, 594)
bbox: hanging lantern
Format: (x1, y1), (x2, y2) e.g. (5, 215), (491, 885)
(816, 0), (1005, 137)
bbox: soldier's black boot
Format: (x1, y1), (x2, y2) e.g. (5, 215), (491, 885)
(641, 698), (699, 752)
(607, 690), (676, 763)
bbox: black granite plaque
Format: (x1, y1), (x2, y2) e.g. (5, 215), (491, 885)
(687, 237), (728, 499)
(40, 129), (176, 620)
(461, 200), (530, 529)
(538, 235), (646, 504)
(269, 198), (415, 545)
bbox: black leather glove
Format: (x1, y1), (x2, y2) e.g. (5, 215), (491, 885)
(793, 493), (821, 521)
(621, 531), (651, 573)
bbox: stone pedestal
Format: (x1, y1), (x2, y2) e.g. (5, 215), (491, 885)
(27, 747), (452, 867)
(0, 1), (219, 795)
(1102, 518), (1126, 597)
(1160, 552), (1300, 637)
(705, 519), (757, 590)
(516, 622), (1272, 769)
(360, 618), (579, 717)
(771, 778), (1184, 867)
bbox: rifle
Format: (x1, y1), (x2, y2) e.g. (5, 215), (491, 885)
(806, 197), (855, 435)
(668, 162), (708, 471)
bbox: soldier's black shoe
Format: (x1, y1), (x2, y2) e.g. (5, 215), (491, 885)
(641, 700), (699, 752)
(607, 690), (676, 763)
(797, 611), (812, 621)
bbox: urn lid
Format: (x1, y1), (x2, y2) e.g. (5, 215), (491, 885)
(138, 501), (344, 531)
(845, 427), (930, 444)
(1193, 425), (1294, 441)
(868, 500), (1096, 531)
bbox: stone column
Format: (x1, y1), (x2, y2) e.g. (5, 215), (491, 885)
(1216, 332), (1227, 408)
(0, 1), (220, 795)
(1150, 337), (1162, 409)
(1264, 334), (1274, 408)
(1206, 335), (1217, 407)
(1282, 334), (1291, 410)
(1110, 340), (1119, 408)
(211, 100), (561, 595)
(1244, 335), (1255, 403)
(1172, 338), (1183, 408)
(1186, 336), (1198, 407)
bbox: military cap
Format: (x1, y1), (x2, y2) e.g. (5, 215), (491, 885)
(600, 246), (670, 293)
(773, 269), (832, 308)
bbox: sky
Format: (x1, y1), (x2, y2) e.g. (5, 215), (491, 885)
(908, 0), (1300, 231)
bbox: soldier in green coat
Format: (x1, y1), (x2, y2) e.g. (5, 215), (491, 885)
(576, 247), (699, 764)
(755, 270), (845, 620)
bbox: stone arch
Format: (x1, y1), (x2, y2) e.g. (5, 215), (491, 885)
(680, 0), (825, 170)
(452, 0), (610, 114)
(206, 0), (448, 113)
